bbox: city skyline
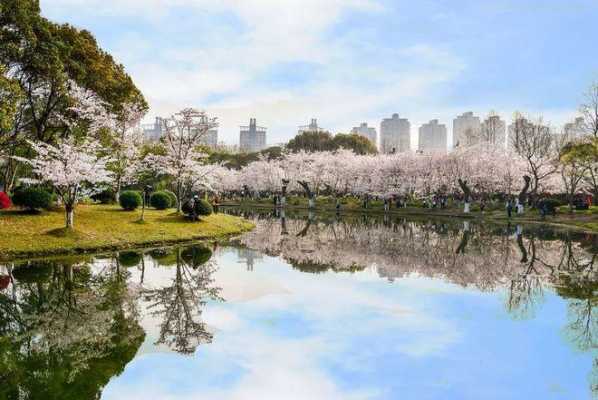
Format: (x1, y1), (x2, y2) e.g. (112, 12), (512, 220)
(40, 0), (598, 147)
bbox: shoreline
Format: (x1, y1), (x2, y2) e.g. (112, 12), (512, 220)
(219, 203), (598, 234)
(0, 205), (254, 261)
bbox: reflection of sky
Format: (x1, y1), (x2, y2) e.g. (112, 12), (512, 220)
(102, 249), (593, 400)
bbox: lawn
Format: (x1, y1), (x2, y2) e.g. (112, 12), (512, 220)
(0, 204), (254, 259)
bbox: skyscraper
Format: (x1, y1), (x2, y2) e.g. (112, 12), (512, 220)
(453, 112), (481, 148)
(350, 122), (377, 147)
(418, 119), (447, 152)
(380, 113), (410, 153)
(240, 118), (267, 152)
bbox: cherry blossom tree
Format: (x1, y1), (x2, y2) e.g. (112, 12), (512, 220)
(15, 138), (112, 228)
(105, 102), (146, 201)
(144, 108), (218, 212)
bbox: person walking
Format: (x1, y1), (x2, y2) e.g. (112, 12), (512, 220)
(480, 199), (486, 214)
(506, 198), (513, 219)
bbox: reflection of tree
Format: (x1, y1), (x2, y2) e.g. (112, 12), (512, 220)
(143, 246), (221, 354)
(0, 258), (144, 399)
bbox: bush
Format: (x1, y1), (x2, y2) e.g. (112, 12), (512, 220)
(0, 192), (11, 209)
(119, 190), (142, 211)
(163, 190), (177, 208)
(541, 198), (561, 213)
(12, 187), (53, 211)
(93, 188), (116, 204)
(196, 199), (213, 216)
(150, 191), (171, 210)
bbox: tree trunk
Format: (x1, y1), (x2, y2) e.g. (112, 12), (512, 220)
(517, 175), (531, 214)
(297, 181), (315, 209)
(176, 183), (183, 213)
(457, 179), (471, 213)
(65, 206), (74, 229)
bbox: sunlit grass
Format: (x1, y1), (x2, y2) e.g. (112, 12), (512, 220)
(0, 204), (254, 259)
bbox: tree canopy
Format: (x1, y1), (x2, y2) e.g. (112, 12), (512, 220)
(286, 131), (377, 155)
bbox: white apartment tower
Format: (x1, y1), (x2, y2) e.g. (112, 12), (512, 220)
(564, 117), (586, 138)
(199, 129), (218, 148)
(380, 113), (410, 153)
(419, 119), (447, 152)
(453, 112), (481, 148)
(350, 122), (377, 147)
(240, 118), (267, 152)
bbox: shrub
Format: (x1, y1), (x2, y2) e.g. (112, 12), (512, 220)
(0, 192), (11, 209)
(12, 186), (53, 211)
(163, 190), (177, 208)
(150, 191), (171, 210)
(119, 190), (142, 211)
(541, 198), (561, 213)
(93, 188), (116, 204)
(196, 199), (213, 216)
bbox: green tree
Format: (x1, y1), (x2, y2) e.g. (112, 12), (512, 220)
(287, 131), (336, 153)
(332, 133), (377, 155)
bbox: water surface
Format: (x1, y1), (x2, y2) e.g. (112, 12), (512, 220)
(1, 210), (597, 399)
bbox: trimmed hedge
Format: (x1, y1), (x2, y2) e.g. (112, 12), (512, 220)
(150, 191), (171, 210)
(119, 190), (142, 211)
(12, 187), (53, 211)
(163, 190), (177, 208)
(196, 199), (213, 216)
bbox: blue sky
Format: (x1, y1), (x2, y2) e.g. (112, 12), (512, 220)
(40, 0), (598, 145)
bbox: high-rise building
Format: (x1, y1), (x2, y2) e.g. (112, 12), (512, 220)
(350, 122), (377, 147)
(480, 114), (506, 148)
(240, 118), (267, 152)
(199, 128), (218, 148)
(298, 118), (325, 134)
(380, 113), (410, 153)
(142, 117), (165, 142)
(418, 119), (447, 152)
(453, 112), (481, 148)
(564, 117), (586, 138)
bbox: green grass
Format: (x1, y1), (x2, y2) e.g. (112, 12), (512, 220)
(0, 204), (254, 260)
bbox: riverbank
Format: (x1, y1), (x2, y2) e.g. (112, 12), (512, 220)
(0, 205), (254, 260)
(220, 200), (598, 233)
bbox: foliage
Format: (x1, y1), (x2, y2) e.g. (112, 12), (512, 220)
(12, 186), (53, 211)
(119, 190), (142, 211)
(163, 189), (178, 208)
(92, 188), (116, 204)
(150, 191), (172, 210)
(287, 131), (336, 153)
(286, 131), (377, 155)
(118, 251), (142, 267)
(196, 199), (213, 216)
(332, 133), (377, 155)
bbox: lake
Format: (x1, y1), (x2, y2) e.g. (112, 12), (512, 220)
(1, 209), (597, 399)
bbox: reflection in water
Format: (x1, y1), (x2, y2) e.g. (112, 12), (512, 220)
(228, 208), (598, 397)
(0, 258), (144, 400)
(142, 246), (221, 354)
(1, 211), (598, 399)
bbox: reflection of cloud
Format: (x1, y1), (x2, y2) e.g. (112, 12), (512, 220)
(103, 248), (462, 399)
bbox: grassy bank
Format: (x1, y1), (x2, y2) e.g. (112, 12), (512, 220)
(0, 205), (254, 260)
(221, 197), (598, 233)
